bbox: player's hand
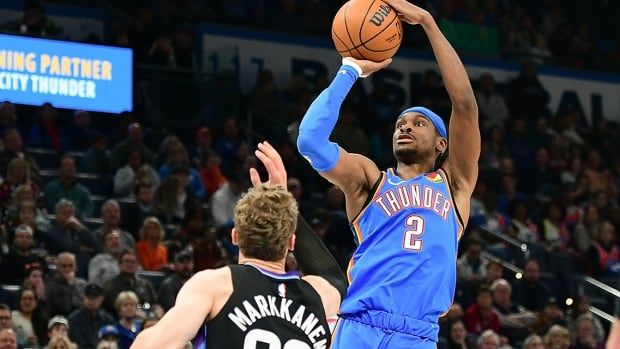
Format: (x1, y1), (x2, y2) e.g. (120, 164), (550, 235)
(250, 141), (287, 187)
(382, 0), (432, 26)
(343, 57), (392, 77)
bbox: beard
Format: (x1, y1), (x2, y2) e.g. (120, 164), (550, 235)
(394, 146), (422, 165)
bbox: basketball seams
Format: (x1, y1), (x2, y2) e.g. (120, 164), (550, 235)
(332, 30), (352, 54)
(360, 12), (401, 52)
(343, 1), (367, 60)
(359, 0), (379, 49)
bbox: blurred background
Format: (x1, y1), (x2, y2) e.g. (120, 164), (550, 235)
(0, 0), (619, 348)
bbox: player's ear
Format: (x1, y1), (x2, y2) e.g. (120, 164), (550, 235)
(436, 137), (448, 153)
(231, 228), (239, 246)
(288, 234), (296, 252)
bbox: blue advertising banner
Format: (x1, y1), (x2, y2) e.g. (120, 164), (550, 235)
(0, 34), (132, 113)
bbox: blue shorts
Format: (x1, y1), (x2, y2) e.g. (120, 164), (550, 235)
(330, 310), (438, 349)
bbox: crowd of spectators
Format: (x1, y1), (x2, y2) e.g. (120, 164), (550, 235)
(0, 1), (618, 349)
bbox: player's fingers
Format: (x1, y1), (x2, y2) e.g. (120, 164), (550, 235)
(255, 149), (282, 184)
(249, 168), (261, 187)
(259, 142), (286, 176)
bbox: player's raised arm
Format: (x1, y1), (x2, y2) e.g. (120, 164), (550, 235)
(251, 141), (347, 317)
(296, 58), (390, 219)
(386, 0), (480, 202)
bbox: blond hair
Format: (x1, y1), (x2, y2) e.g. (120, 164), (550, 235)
(544, 324), (570, 348)
(139, 216), (165, 241)
(114, 290), (139, 312)
(234, 185), (298, 261)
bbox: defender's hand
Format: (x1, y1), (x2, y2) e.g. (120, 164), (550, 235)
(250, 141), (287, 187)
(382, 0), (432, 25)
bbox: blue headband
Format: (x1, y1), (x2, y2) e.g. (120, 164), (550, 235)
(399, 106), (447, 138)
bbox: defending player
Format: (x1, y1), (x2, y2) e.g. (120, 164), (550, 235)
(296, 1), (479, 348)
(131, 142), (346, 349)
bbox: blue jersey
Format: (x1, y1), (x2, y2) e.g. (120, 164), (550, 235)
(340, 168), (463, 324)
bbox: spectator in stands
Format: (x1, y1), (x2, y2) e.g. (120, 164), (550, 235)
(11, 200), (50, 245)
(113, 148), (160, 198)
(22, 266), (46, 308)
(28, 103), (64, 152)
(570, 315), (604, 349)
(457, 237), (488, 285)
(110, 123), (155, 171)
(193, 226), (230, 271)
(3, 184), (48, 231)
(67, 110), (97, 152)
(157, 249), (193, 311)
(512, 259), (551, 311)
(0, 129), (40, 183)
(463, 286), (501, 336)
(0, 224), (47, 284)
(507, 199), (539, 244)
(498, 174), (528, 216)
(287, 177), (314, 218)
(522, 334), (545, 349)
(482, 261), (504, 288)
(332, 107), (370, 156)
(540, 201), (571, 251)
(444, 319), (474, 349)
(544, 324), (571, 349)
(0, 328), (17, 349)
(46, 315), (69, 342)
(10, 0), (61, 37)
(213, 117), (243, 174)
(508, 61), (550, 120)
(68, 283), (115, 349)
(89, 229), (122, 287)
(119, 183), (157, 236)
(190, 127), (216, 169)
(475, 73), (510, 131)
(97, 325), (119, 348)
(584, 149), (618, 197)
(113, 291), (141, 349)
(155, 136), (181, 169)
(530, 297), (566, 336)
(586, 221), (619, 276)
(46, 335), (77, 349)
(480, 126), (511, 172)
(0, 158), (38, 209)
(573, 205), (601, 254)
(11, 286), (48, 347)
(209, 171), (244, 227)
(93, 200), (135, 249)
(143, 109), (170, 152)
(476, 329), (501, 349)
(566, 295), (604, 343)
(0, 102), (21, 137)
(45, 252), (87, 317)
(158, 144), (205, 200)
(198, 151), (227, 200)
(102, 250), (157, 315)
(491, 279), (535, 344)
(154, 172), (194, 225)
(0, 304), (13, 331)
(40, 199), (99, 277)
(135, 217), (168, 271)
(43, 155), (93, 218)
(79, 132), (112, 175)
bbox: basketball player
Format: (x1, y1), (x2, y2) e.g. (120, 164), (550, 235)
(131, 142), (346, 349)
(296, 1), (479, 348)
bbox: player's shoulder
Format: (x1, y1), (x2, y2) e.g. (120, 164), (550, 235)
(190, 266), (233, 291)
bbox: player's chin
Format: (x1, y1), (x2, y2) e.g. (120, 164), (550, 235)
(394, 146), (418, 162)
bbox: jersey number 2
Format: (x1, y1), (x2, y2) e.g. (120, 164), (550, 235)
(244, 328), (310, 349)
(403, 215), (425, 252)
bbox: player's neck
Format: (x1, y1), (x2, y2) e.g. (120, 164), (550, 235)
(239, 256), (286, 274)
(395, 162), (434, 180)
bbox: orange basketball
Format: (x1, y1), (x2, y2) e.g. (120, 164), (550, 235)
(331, 0), (403, 62)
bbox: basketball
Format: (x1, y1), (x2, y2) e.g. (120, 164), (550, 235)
(331, 0), (403, 62)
